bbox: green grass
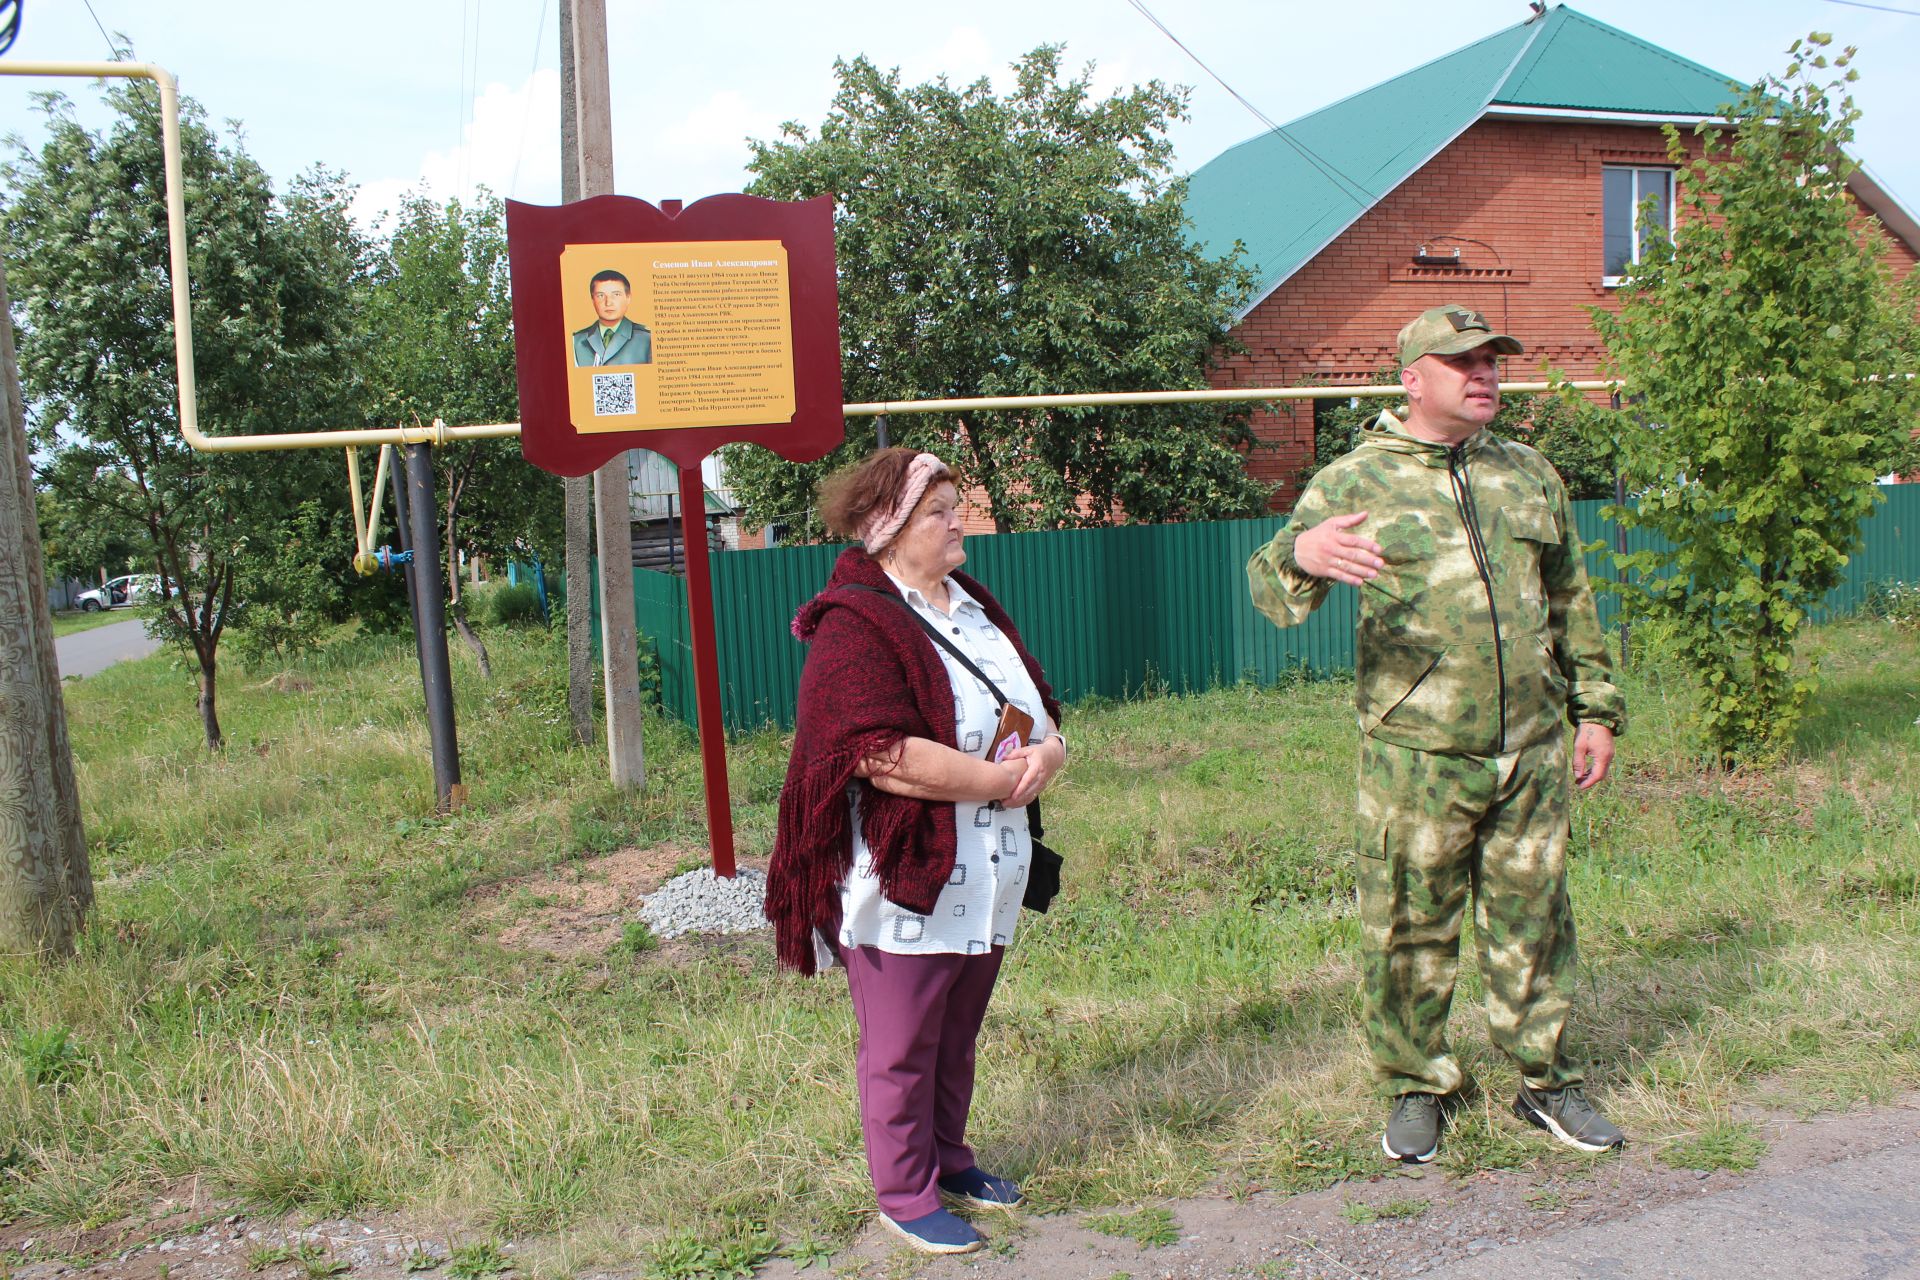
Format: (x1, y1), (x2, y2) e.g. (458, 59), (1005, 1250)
(49, 607), (135, 638)
(1659, 1120), (1768, 1172)
(445, 1242), (511, 1279)
(1339, 1196), (1428, 1225)
(2, 616), (1918, 1271)
(1083, 1207), (1179, 1247)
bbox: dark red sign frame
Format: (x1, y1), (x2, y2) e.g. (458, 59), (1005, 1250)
(505, 192), (844, 476)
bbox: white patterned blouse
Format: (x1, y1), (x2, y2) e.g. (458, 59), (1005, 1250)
(812, 571), (1053, 968)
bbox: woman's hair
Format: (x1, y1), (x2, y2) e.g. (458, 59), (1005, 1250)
(817, 447), (960, 540)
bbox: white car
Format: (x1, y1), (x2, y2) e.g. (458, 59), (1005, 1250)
(75, 574), (170, 612)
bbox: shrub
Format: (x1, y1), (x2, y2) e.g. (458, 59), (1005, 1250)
(487, 582), (544, 628)
(1866, 580), (1920, 631)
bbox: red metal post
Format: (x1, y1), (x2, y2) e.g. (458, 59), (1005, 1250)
(678, 461), (736, 876)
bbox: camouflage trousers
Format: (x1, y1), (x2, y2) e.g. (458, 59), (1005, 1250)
(1355, 732), (1582, 1098)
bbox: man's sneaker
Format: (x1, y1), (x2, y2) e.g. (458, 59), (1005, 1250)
(1513, 1084), (1626, 1153)
(938, 1167), (1024, 1210)
(879, 1208), (983, 1255)
(1383, 1091), (1447, 1163)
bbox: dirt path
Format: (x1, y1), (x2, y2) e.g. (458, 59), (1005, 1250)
(11, 1099), (1914, 1280)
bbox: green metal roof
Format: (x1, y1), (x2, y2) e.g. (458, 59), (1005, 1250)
(1497, 8), (1743, 112)
(1184, 5), (1747, 314)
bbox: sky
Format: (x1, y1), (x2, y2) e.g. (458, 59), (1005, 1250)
(3, 0), (1918, 235)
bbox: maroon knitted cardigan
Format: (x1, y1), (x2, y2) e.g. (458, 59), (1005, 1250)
(763, 546), (1062, 975)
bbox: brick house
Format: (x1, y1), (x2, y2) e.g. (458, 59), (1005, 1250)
(1183, 4), (1920, 506)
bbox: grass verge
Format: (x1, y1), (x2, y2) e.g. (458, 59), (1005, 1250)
(49, 607), (134, 638)
(1, 615), (1917, 1270)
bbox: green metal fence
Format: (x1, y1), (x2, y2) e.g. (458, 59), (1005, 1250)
(599, 484), (1919, 733)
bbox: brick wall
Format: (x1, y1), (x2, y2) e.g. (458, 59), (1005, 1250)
(1214, 118), (1920, 506)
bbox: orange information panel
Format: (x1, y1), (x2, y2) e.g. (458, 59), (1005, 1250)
(560, 239), (795, 433)
(507, 194), (843, 475)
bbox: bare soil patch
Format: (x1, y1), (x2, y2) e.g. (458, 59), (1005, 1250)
(464, 845), (768, 959)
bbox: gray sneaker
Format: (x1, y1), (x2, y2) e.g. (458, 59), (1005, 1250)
(1513, 1084), (1625, 1152)
(1383, 1092), (1446, 1163)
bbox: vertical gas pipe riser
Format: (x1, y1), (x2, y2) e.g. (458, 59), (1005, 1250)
(405, 444), (464, 811)
(389, 451), (429, 688)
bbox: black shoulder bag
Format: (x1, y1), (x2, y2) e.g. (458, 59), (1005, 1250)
(847, 585), (1064, 912)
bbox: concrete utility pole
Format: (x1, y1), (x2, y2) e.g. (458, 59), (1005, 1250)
(557, 0), (596, 750)
(0, 256), (93, 960)
(564, 0), (646, 788)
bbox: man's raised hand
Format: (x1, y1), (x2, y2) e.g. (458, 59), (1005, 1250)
(1294, 512), (1384, 586)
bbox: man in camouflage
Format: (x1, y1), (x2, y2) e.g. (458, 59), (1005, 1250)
(1246, 304), (1628, 1162)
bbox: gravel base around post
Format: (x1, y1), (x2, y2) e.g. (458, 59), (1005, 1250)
(636, 867), (770, 939)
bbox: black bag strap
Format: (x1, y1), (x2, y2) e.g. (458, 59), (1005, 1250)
(843, 582), (1045, 838)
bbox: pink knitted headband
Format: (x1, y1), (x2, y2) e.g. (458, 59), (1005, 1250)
(861, 452), (952, 555)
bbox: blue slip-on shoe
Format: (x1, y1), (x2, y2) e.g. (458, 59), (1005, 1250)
(879, 1207), (983, 1255)
(937, 1166), (1025, 1210)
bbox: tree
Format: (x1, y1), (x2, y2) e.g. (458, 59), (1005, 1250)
(1590, 35), (1920, 765)
(1, 253), (92, 960)
(35, 475), (144, 585)
(2, 83), (367, 749)
(729, 47), (1263, 537)
(363, 190), (563, 674)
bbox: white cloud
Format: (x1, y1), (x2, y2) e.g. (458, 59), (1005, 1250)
(348, 176), (424, 233)
(353, 77), (799, 220)
(906, 26), (1000, 89)
(660, 89), (782, 156)
(615, 88), (789, 205)
(350, 69), (561, 228)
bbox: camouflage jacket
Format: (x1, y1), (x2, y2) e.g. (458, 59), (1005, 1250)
(1247, 412), (1626, 756)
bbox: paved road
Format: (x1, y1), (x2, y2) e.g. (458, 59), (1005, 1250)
(54, 616), (161, 678)
(1424, 1125), (1920, 1279)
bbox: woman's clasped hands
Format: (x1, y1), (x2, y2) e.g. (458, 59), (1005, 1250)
(999, 736), (1065, 809)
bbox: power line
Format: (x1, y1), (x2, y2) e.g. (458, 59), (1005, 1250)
(466, 0), (485, 196)
(79, 0), (117, 56)
(455, 0), (474, 196)
(79, 0), (161, 116)
(1121, 0), (1378, 206)
(508, 0), (551, 199)
(1821, 0), (1920, 15)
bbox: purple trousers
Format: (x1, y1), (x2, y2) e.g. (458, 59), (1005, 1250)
(841, 943), (1006, 1219)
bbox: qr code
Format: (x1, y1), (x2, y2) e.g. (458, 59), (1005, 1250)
(592, 372), (636, 417)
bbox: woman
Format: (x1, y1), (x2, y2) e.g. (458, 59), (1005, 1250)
(764, 448), (1067, 1255)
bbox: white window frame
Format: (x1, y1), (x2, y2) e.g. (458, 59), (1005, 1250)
(1602, 165), (1675, 288)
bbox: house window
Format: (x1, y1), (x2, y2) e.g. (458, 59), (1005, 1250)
(1602, 166), (1673, 284)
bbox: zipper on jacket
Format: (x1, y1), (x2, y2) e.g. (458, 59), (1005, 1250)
(1447, 444), (1507, 752)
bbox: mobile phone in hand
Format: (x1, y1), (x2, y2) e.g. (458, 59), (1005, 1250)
(990, 704), (1035, 762)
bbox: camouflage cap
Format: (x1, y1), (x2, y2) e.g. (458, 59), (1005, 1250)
(1397, 304), (1524, 368)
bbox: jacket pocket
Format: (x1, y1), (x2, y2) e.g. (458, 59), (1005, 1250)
(1503, 500), (1559, 545)
(1355, 814), (1390, 861)
(1501, 500), (1558, 629)
(1360, 642), (1502, 754)
(1357, 644), (1444, 734)
(1536, 633), (1567, 699)
(1500, 630), (1568, 749)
